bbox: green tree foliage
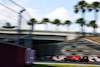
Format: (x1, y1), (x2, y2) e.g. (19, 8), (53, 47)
(87, 20), (98, 34)
(64, 20), (71, 26)
(51, 19), (61, 31)
(74, 0), (88, 13)
(51, 19), (61, 26)
(88, 2), (100, 21)
(74, 0), (88, 34)
(39, 18), (50, 30)
(62, 20), (72, 31)
(27, 18), (37, 25)
(75, 18), (85, 32)
(76, 18), (85, 26)
(2, 22), (15, 28)
(40, 18), (50, 24)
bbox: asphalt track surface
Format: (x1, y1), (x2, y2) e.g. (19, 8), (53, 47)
(35, 61), (100, 66)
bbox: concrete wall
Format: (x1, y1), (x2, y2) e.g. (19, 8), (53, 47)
(34, 42), (60, 56)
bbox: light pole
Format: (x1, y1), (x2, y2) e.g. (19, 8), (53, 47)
(15, 9), (25, 45)
(29, 21), (35, 48)
(27, 22), (34, 48)
(25, 19), (36, 48)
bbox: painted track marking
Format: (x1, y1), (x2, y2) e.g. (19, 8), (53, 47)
(34, 62), (100, 66)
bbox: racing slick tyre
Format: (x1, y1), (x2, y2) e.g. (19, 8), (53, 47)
(78, 58), (81, 62)
(64, 58), (67, 62)
(83, 56), (89, 62)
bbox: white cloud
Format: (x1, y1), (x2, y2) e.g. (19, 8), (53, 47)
(0, 1), (42, 29)
(96, 19), (100, 33)
(44, 7), (81, 31)
(84, 0), (100, 4)
(45, 7), (80, 22)
(35, 24), (45, 30)
(0, 0), (81, 31)
(22, 7), (81, 30)
(97, 20), (100, 26)
(0, 0), (44, 30)
(45, 7), (71, 21)
(26, 8), (42, 21)
(0, 5), (18, 26)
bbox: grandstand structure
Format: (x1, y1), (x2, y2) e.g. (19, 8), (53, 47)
(59, 37), (100, 56)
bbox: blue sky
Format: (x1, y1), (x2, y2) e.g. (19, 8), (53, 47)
(0, 0), (100, 33)
(25, 0), (78, 11)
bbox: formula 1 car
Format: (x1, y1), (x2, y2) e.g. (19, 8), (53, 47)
(63, 56), (89, 62)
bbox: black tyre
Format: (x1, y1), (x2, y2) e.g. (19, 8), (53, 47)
(83, 56), (89, 62)
(64, 58), (67, 62)
(78, 58), (81, 62)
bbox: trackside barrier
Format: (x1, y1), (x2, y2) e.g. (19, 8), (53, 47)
(0, 42), (35, 67)
(36, 56), (100, 62)
(52, 56), (100, 62)
(52, 56), (66, 61)
(36, 56), (53, 61)
(25, 48), (35, 65)
(89, 56), (100, 62)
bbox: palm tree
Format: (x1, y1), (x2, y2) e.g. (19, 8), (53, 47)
(75, 18), (85, 32)
(87, 20), (98, 35)
(2, 22), (16, 28)
(27, 18), (37, 48)
(27, 18), (38, 34)
(63, 20), (71, 31)
(74, 0), (88, 33)
(74, 0), (88, 18)
(40, 18), (50, 30)
(88, 2), (100, 23)
(51, 19), (61, 31)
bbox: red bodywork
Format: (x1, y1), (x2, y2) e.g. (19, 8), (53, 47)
(67, 56), (81, 61)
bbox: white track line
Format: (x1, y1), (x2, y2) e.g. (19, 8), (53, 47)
(34, 62), (100, 66)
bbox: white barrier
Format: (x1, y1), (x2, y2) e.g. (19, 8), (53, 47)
(25, 48), (35, 65)
(52, 56), (66, 61)
(89, 56), (100, 62)
(52, 56), (100, 62)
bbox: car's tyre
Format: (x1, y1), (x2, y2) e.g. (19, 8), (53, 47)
(83, 56), (89, 62)
(78, 58), (81, 62)
(69, 59), (71, 61)
(64, 58), (67, 62)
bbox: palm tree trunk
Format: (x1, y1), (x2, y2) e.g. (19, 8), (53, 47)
(94, 11), (98, 36)
(28, 23), (34, 48)
(81, 24), (83, 33)
(81, 12), (85, 33)
(56, 26), (58, 31)
(46, 24), (47, 30)
(25, 23), (34, 49)
(94, 11), (98, 22)
(93, 28), (96, 36)
(67, 26), (70, 31)
(81, 11), (85, 37)
(68, 26), (70, 31)
(55, 25), (57, 31)
(66, 25), (67, 31)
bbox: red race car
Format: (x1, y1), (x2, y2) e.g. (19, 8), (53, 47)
(64, 56), (89, 62)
